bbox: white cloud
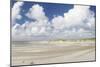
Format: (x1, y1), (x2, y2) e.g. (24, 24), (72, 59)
(26, 4), (48, 22)
(78, 28), (86, 32)
(52, 16), (64, 30)
(12, 4), (49, 41)
(16, 14), (22, 20)
(87, 17), (95, 29)
(52, 5), (95, 30)
(12, 2), (24, 25)
(12, 4), (95, 41)
(51, 5), (95, 40)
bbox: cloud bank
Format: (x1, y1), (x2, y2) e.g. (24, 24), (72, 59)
(12, 2), (95, 41)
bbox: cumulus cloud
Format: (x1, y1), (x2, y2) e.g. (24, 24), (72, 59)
(52, 5), (95, 30)
(12, 3), (95, 41)
(25, 4), (49, 35)
(26, 4), (48, 22)
(12, 2), (24, 25)
(50, 5), (95, 40)
(12, 4), (49, 41)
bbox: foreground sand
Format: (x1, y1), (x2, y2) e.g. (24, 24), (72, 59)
(11, 41), (95, 66)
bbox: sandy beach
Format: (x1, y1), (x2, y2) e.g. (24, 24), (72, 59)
(11, 41), (95, 66)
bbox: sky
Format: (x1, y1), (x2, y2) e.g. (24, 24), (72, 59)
(11, 1), (96, 41)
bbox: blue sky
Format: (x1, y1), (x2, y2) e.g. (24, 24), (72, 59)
(11, 1), (96, 41)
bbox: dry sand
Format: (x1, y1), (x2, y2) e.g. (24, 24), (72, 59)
(11, 41), (95, 66)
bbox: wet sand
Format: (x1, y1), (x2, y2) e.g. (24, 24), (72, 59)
(11, 41), (95, 66)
